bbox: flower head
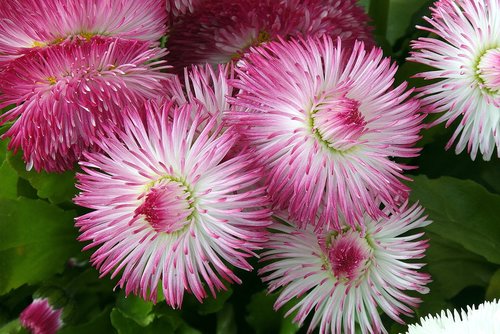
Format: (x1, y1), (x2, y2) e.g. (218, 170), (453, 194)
(0, 37), (170, 172)
(405, 300), (500, 334)
(229, 37), (423, 230)
(0, 0), (167, 62)
(260, 202), (431, 334)
(409, 0), (500, 160)
(167, 0), (372, 70)
(75, 100), (271, 308)
(20, 298), (63, 334)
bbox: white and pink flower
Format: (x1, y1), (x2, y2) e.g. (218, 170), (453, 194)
(410, 0), (500, 160)
(0, 37), (169, 172)
(260, 203), (431, 334)
(0, 0), (167, 63)
(75, 100), (271, 308)
(229, 37), (423, 231)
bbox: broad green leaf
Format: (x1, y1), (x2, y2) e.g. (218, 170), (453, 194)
(8, 153), (77, 205)
(115, 292), (154, 327)
(0, 161), (17, 200)
(0, 319), (21, 334)
(216, 304), (236, 334)
(386, 0), (431, 45)
(0, 198), (80, 294)
(59, 307), (113, 334)
(424, 232), (495, 299)
(486, 269), (500, 301)
(416, 137), (500, 194)
(0, 140), (17, 200)
(410, 176), (500, 264)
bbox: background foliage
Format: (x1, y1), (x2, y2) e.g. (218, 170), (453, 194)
(1, 1), (499, 333)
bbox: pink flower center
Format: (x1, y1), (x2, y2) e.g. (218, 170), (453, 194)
(477, 48), (500, 93)
(325, 230), (372, 282)
(311, 95), (366, 151)
(135, 179), (194, 234)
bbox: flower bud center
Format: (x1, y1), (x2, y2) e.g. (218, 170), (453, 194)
(477, 48), (500, 93)
(325, 230), (372, 282)
(135, 179), (193, 234)
(311, 95), (366, 151)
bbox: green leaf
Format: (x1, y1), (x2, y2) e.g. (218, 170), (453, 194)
(0, 319), (21, 334)
(216, 304), (237, 334)
(386, 0), (431, 45)
(486, 269), (500, 301)
(110, 307), (200, 334)
(59, 307), (114, 334)
(197, 287), (232, 315)
(0, 141), (17, 200)
(115, 292), (155, 327)
(410, 176), (500, 264)
(425, 232), (495, 299)
(0, 198), (80, 294)
(8, 153), (77, 205)
(0, 161), (18, 200)
(246, 291), (298, 334)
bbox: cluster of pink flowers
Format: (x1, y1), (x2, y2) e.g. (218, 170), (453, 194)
(3, 0), (498, 333)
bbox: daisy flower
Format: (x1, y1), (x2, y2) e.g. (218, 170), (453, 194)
(260, 202), (431, 334)
(166, 0), (372, 70)
(0, 0), (167, 62)
(409, 0), (500, 160)
(74, 100), (271, 308)
(0, 37), (170, 172)
(19, 298), (63, 334)
(405, 300), (500, 334)
(229, 37), (423, 230)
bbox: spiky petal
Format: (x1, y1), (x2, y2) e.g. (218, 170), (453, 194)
(260, 203), (431, 334)
(409, 0), (500, 160)
(74, 100), (271, 308)
(167, 0), (372, 70)
(405, 300), (500, 334)
(0, 37), (170, 172)
(0, 0), (167, 62)
(166, 0), (199, 17)
(19, 298), (63, 334)
(229, 37), (423, 231)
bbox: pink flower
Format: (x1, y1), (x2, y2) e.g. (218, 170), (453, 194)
(260, 202), (431, 334)
(20, 298), (63, 334)
(167, 0), (372, 71)
(0, 0), (167, 63)
(409, 0), (500, 160)
(0, 37), (170, 172)
(229, 37), (423, 231)
(74, 100), (271, 308)
(166, 0), (199, 17)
